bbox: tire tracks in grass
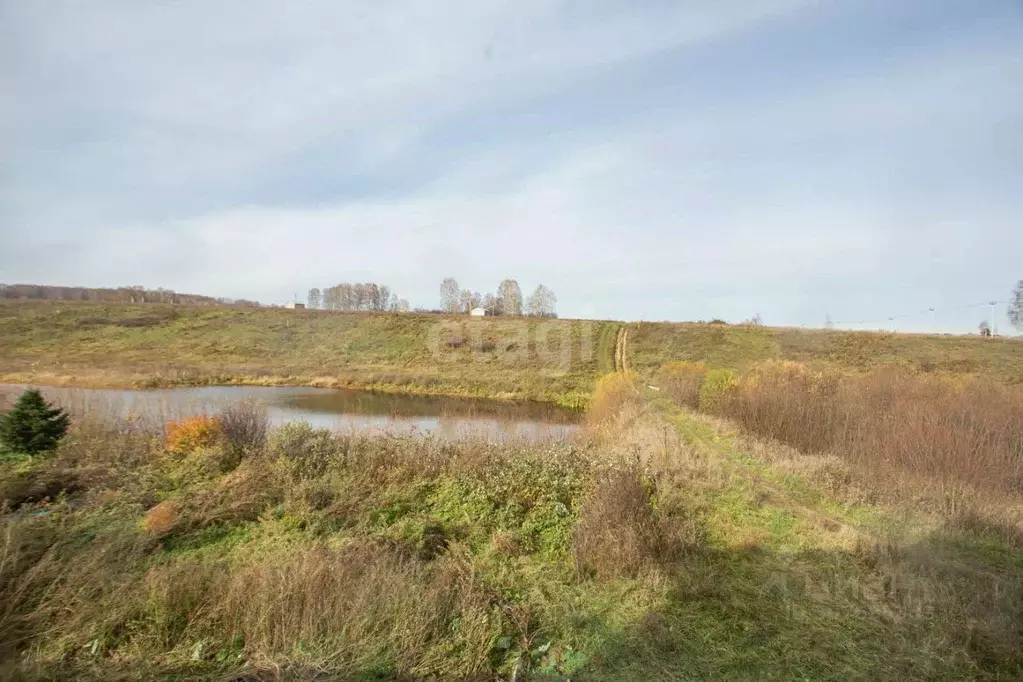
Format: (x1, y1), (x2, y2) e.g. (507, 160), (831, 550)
(614, 326), (629, 374)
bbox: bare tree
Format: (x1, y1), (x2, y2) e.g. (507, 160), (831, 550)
(307, 288), (322, 309)
(742, 314), (763, 327)
(352, 283), (367, 310)
(483, 293), (500, 314)
(1009, 280), (1023, 331)
(314, 282), (406, 312)
(459, 289), (482, 314)
(497, 279), (522, 316)
(338, 283), (354, 310)
(322, 286), (339, 310)
(440, 278), (460, 313)
(391, 297), (410, 313)
(526, 284), (557, 318)
(377, 285), (392, 311)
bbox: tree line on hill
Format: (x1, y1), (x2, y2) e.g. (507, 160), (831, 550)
(439, 278), (557, 317)
(0, 283), (260, 307)
(305, 278), (556, 317)
(307, 283), (410, 313)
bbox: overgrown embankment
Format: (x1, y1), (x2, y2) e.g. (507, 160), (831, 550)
(653, 359), (1023, 504)
(0, 301), (616, 408)
(1, 376), (1020, 680)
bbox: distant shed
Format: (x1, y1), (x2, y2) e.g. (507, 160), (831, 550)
(284, 302), (306, 309)
(470, 307), (488, 317)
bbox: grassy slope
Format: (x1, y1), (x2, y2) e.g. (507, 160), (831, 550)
(628, 321), (1023, 382)
(6, 301), (1020, 405)
(0, 301), (621, 408)
(2, 391), (1019, 680)
(615, 396), (1022, 681)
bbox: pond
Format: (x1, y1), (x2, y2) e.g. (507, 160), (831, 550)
(0, 384), (580, 442)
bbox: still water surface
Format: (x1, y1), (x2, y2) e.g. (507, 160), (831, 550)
(0, 384), (579, 442)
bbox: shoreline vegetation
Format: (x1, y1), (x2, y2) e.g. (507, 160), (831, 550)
(1, 369), (1020, 679)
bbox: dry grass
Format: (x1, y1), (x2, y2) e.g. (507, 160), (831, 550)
(655, 361), (707, 409)
(585, 376), (638, 429)
(2, 387), (1022, 679)
(630, 320), (1023, 384)
(143, 500), (181, 535)
(215, 543), (498, 674)
(572, 469), (695, 579)
(706, 361), (1023, 500)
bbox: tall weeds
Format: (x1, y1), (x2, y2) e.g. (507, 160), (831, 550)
(655, 361), (707, 409)
(704, 361), (1023, 497)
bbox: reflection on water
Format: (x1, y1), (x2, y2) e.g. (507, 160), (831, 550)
(0, 384), (580, 442)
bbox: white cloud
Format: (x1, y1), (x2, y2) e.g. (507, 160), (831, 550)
(1, 0), (1021, 330)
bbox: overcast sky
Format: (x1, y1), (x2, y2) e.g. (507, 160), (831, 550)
(2, 1), (1021, 332)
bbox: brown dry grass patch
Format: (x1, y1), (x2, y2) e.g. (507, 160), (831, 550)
(713, 361), (1023, 500)
(572, 469), (697, 579)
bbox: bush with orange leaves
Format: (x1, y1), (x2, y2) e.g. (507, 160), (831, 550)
(165, 415), (222, 454)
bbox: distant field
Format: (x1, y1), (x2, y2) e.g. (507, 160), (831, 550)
(4, 302), (1021, 407)
(0, 301), (620, 408)
(629, 321), (1023, 383)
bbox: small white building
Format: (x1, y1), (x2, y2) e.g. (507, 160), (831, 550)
(284, 301), (306, 310)
(470, 307), (489, 317)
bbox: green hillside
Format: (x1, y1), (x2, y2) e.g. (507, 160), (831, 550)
(0, 301), (619, 408)
(628, 321), (1023, 382)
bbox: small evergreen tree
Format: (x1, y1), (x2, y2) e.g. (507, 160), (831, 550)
(0, 389), (70, 455)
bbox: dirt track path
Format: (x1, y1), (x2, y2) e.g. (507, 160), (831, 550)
(614, 327), (629, 373)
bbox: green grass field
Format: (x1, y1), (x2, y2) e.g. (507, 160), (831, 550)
(628, 321), (1023, 382)
(0, 301), (621, 408)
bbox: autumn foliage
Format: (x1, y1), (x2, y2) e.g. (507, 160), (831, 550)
(165, 415), (221, 454)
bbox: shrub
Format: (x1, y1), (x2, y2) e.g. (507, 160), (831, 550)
(698, 369), (737, 411)
(0, 467), (82, 509)
(719, 361), (841, 454)
(0, 389), (69, 456)
(656, 361), (708, 409)
(165, 415), (222, 454)
(144, 500), (181, 536)
(715, 362), (1023, 497)
(572, 470), (693, 579)
(267, 422), (344, 481)
(218, 400), (269, 455)
(586, 373), (641, 426)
